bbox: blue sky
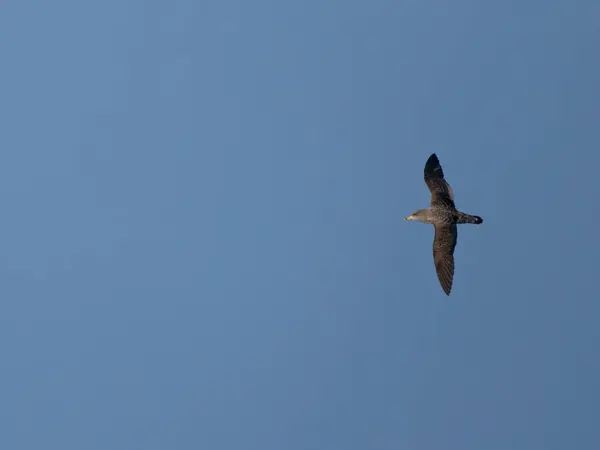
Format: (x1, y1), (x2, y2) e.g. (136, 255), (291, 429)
(0, 1), (599, 449)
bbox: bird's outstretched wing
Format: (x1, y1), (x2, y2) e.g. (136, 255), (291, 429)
(433, 223), (457, 296)
(424, 153), (455, 206)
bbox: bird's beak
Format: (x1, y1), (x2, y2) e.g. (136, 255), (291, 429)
(404, 215), (415, 221)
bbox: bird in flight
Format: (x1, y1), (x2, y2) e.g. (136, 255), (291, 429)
(405, 154), (483, 295)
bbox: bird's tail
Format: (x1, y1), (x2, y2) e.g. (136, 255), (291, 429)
(457, 213), (483, 224)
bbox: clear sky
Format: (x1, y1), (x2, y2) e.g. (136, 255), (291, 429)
(0, 1), (598, 449)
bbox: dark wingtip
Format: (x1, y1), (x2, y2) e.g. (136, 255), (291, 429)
(424, 153), (443, 179)
(425, 154), (441, 170)
(475, 216), (483, 224)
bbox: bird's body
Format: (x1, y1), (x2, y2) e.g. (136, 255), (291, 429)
(405, 154), (482, 295)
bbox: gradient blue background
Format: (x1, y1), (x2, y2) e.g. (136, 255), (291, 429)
(1, 1), (598, 449)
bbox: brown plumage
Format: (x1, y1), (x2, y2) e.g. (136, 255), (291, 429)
(404, 154), (483, 295)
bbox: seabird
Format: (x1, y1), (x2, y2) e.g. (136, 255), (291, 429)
(405, 154), (483, 295)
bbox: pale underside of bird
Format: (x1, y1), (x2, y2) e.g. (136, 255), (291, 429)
(405, 154), (483, 296)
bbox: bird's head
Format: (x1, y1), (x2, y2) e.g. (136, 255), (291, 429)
(404, 209), (427, 222)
